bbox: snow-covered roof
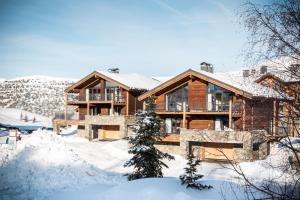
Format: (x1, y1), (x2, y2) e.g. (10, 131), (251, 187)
(192, 69), (281, 98)
(251, 57), (300, 83)
(152, 76), (174, 83)
(97, 71), (161, 90)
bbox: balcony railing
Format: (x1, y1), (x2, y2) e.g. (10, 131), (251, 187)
(156, 102), (242, 114)
(67, 93), (125, 103)
(189, 102), (229, 112)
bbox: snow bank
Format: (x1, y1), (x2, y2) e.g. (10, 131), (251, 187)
(0, 130), (123, 200)
(0, 127), (295, 200)
(101, 177), (246, 200)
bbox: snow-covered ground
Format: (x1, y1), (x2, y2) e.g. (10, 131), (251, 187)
(0, 127), (295, 200)
(0, 108), (52, 128)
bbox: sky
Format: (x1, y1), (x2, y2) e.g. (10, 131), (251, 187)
(0, 0), (262, 79)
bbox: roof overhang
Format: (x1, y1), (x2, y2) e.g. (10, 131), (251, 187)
(138, 69), (253, 101)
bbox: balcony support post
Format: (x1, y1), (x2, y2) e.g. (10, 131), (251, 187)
(183, 101), (187, 128)
(229, 99), (232, 129)
(126, 90), (129, 115)
(111, 92), (115, 116)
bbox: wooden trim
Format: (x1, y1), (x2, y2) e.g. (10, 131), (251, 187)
(229, 98), (232, 129)
(65, 71), (130, 93)
(83, 79), (100, 89)
(161, 81), (189, 96)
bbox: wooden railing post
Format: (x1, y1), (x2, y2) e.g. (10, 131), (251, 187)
(183, 101), (187, 128)
(229, 99), (232, 129)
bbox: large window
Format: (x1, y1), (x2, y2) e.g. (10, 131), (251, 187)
(207, 83), (232, 111)
(166, 85), (188, 112)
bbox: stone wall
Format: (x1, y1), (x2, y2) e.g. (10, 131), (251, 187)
(180, 128), (269, 162)
(85, 115), (136, 140)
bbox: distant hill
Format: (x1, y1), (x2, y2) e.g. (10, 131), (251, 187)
(0, 76), (76, 118)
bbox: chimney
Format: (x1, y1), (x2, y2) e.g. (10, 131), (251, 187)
(108, 68), (120, 73)
(200, 62), (214, 73)
(243, 69), (250, 77)
(260, 66), (268, 74)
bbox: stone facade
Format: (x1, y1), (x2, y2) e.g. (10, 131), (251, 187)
(179, 128), (269, 162)
(84, 115), (136, 140)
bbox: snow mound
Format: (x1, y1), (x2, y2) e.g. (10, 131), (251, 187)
(101, 177), (246, 200)
(0, 131), (123, 200)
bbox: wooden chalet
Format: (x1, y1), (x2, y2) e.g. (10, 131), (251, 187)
(138, 66), (280, 161)
(54, 70), (160, 140)
(255, 69), (300, 137)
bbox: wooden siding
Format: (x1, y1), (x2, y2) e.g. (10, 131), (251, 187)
(188, 116), (214, 130)
(188, 79), (207, 111)
(156, 94), (165, 111)
(78, 105), (87, 120)
(233, 98), (274, 132)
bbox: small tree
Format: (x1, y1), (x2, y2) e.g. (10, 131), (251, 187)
(20, 112), (23, 121)
(32, 116), (36, 123)
(180, 153), (212, 190)
(24, 114), (28, 122)
(124, 96), (174, 181)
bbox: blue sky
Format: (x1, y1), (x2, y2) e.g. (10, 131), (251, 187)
(0, 0), (259, 79)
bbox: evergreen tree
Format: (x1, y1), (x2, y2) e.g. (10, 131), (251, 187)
(180, 153), (212, 190)
(32, 116), (36, 123)
(124, 97), (174, 181)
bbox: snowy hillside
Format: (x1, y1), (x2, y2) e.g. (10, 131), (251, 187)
(0, 108), (52, 127)
(0, 76), (76, 117)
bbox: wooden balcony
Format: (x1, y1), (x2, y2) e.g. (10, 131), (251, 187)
(66, 93), (126, 105)
(156, 102), (230, 115)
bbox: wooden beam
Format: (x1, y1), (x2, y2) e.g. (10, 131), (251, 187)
(182, 101), (187, 128)
(126, 91), (129, 115)
(229, 98), (232, 129)
(83, 79), (99, 89)
(111, 92), (115, 116)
